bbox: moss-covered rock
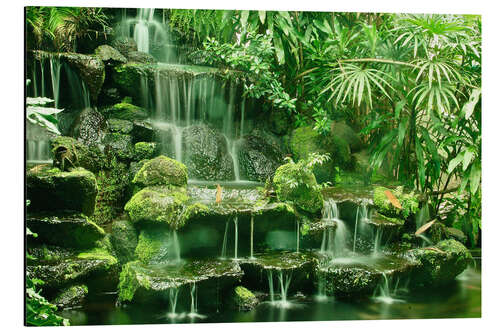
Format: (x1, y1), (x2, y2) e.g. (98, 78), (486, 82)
(103, 102), (149, 121)
(126, 51), (157, 64)
(26, 247), (118, 291)
(69, 108), (107, 146)
(117, 259), (243, 304)
(289, 126), (351, 183)
(132, 155), (187, 188)
(111, 64), (148, 101)
(110, 219), (138, 264)
(124, 186), (189, 229)
(134, 225), (172, 265)
(373, 186), (419, 219)
(233, 286), (258, 311)
(50, 136), (105, 173)
(111, 37), (138, 58)
(95, 45), (127, 65)
(273, 161), (323, 214)
(62, 53), (105, 103)
(107, 118), (133, 134)
(406, 239), (472, 288)
(133, 142), (158, 161)
(131, 120), (154, 142)
(330, 120), (363, 152)
(27, 212), (105, 249)
(102, 133), (134, 161)
(52, 284), (88, 309)
(182, 125), (235, 181)
(27, 165), (98, 216)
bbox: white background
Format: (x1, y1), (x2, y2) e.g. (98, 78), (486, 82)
(1, 0), (498, 332)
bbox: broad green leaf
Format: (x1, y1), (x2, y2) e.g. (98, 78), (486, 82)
(398, 116), (408, 146)
(448, 151), (465, 174)
(462, 88), (481, 119)
(462, 148), (474, 171)
(469, 162), (481, 195)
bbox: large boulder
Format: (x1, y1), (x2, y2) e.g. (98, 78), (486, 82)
(111, 37), (138, 58)
(182, 125), (235, 181)
(133, 142), (159, 161)
(26, 212), (105, 249)
(289, 126), (352, 183)
(406, 239), (472, 288)
(107, 118), (133, 134)
(132, 155), (187, 188)
(95, 45), (127, 65)
(273, 161), (323, 214)
(330, 120), (363, 153)
(110, 219), (138, 264)
(124, 186), (189, 229)
(238, 129), (285, 182)
(102, 133), (134, 161)
(27, 165), (98, 216)
(50, 136), (105, 173)
(69, 108), (107, 146)
(111, 64), (149, 101)
(62, 53), (105, 103)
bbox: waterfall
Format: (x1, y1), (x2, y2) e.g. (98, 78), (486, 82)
(250, 215), (255, 259)
(267, 270), (275, 302)
(296, 219), (300, 253)
(321, 199), (350, 257)
(167, 287), (180, 318)
(233, 216), (239, 260)
(372, 228), (383, 256)
(170, 231), (181, 264)
(373, 272), (404, 304)
(189, 282), (197, 315)
(49, 55), (61, 108)
(276, 271), (292, 308)
(220, 220), (229, 259)
(353, 201), (370, 253)
(316, 275), (328, 301)
(40, 57), (46, 97)
(134, 8), (153, 53)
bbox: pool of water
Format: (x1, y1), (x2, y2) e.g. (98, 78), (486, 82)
(59, 261), (481, 325)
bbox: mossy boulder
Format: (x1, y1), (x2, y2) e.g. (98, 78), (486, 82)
(126, 51), (157, 64)
(132, 155), (187, 188)
(69, 108), (107, 146)
(273, 161), (323, 214)
(133, 142), (159, 161)
(111, 37), (138, 58)
(52, 284), (88, 309)
(330, 120), (363, 152)
(27, 165), (98, 216)
(134, 225), (173, 265)
(124, 186), (189, 229)
(102, 133), (134, 161)
(110, 219), (138, 264)
(131, 120), (154, 142)
(62, 53), (105, 103)
(233, 286), (258, 311)
(50, 136), (105, 173)
(27, 247), (118, 291)
(289, 126), (351, 183)
(111, 64), (148, 101)
(373, 186), (419, 219)
(103, 102), (149, 121)
(27, 212), (105, 249)
(107, 118), (133, 134)
(95, 45), (127, 65)
(182, 125), (235, 181)
(406, 239), (472, 288)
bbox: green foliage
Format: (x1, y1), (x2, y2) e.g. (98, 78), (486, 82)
(26, 96), (63, 135)
(26, 6), (109, 51)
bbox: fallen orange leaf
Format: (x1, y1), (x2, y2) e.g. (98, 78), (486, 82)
(384, 190), (402, 209)
(216, 184), (222, 204)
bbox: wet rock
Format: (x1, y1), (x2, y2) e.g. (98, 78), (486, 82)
(239, 251), (319, 294)
(233, 286), (258, 311)
(108, 118), (133, 134)
(117, 259), (243, 304)
(289, 126), (352, 183)
(62, 53), (105, 103)
(102, 133), (134, 161)
(132, 155), (188, 188)
(239, 130), (286, 182)
(27, 165), (98, 216)
(95, 45), (127, 65)
(27, 212), (105, 249)
(406, 239), (472, 288)
(133, 142), (158, 161)
(126, 51), (157, 64)
(182, 125), (235, 181)
(27, 248), (118, 291)
(69, 108), (107, 146)
(373, 186), (419, 220)
(52, 284), (88, 309)
(134, 225), (172, 265)
(50, 136), (105, 173)
(111, 37), (138, 58)
(124, 186), (189, 229)
(103, 102), (149, 121)
(131, 120), (154, 142)
(110, 219), (138, 264)
(98, 87), (123, 106)
(273, 160), (323, 214)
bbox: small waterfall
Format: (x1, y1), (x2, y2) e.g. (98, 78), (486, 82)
(353, 202), (370, 253)
(321, 199), (350, 257)
(170, 230), (181, 264)
(316, 275), (328, 301)
(49, 55), (61, 108)
(134, 8), (154, 53)
(267, 270), (275, 302)
(333, 219), (350, 257)
(276, 271), (292, 307)
(220, 220), (229, 259)
(40, 57), (47, 97)
(233, 216), (239, 260)
(167, 287), (180, 318)
(320, 227), (335, 255)
(373, 272), (404, 304)
(250, 215), (255, 259)
(372, 228), (383, 256)
(296, 219), (300, 253)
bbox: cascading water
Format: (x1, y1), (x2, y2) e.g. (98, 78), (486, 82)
(167, 287), (180, 319)
(267, 270), (293, 308)
(267, 270), (275, 302)
(372, 228), (384, 256)
(233, 216), (239, 260)
(49, 55), (61, 108)
(220, 220), (229, 259)
(372, 272), (405, 304)
(353, 201), (370, 253)
(320, 199), (350, 258)
(170, 231), (181, 264)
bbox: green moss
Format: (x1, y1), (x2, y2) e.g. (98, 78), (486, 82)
(52, 284), (88, 309)
(134, 142), (158, 161)
(77, 247), (118, 267)
(103, 102), (149, 121)
(273, 162), (323, 214)
(373, 186), (419, 219)
(50, 136), (105, 173)
(233, 286), (258, 311)
(108, 118), (133, 134)
(133, 155), (188, 188)
(124, 186), (189, 229)
(179, 202), (210, 225)
(134, 226), (171, 264)
(111, 219), (138, 264)
(117, 261), (141, 303)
